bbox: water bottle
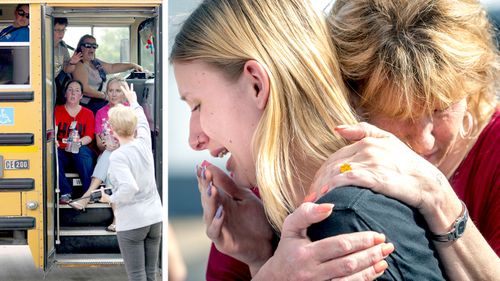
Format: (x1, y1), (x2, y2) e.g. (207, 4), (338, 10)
(102, 119), (116, 148)
(64, 129), (73, 153)
(70, 129), (81, 154)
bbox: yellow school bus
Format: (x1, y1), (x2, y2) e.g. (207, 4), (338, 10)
(0, 0), (162, 271)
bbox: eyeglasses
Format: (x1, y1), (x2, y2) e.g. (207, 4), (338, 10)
(82, 43), (99, 49)
(16, 10), (29, 19)
(54, 28), (67, 33)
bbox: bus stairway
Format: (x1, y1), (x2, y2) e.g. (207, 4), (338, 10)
(55, 173), (123, 266)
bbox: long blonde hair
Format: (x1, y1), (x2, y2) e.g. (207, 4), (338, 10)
(170, 0), (357, 230)
(329, 0), (499, 136)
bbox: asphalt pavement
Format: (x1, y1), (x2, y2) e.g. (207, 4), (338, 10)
(0, 245), (161, 281)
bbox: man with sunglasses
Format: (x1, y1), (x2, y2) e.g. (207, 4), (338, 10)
(0, 4), (29, 42)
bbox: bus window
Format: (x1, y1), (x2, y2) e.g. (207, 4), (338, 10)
(0, 4), (30, 86)
(139, 18), (155, 73)
(95, 27), (130, 64)
(64, 26), (91, 48)
(0, 46), (29, 85)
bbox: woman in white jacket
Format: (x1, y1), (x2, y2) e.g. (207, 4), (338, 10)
(100, 83), (162, 281)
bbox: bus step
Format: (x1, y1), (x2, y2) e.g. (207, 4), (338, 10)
(56, 253), (123, 267)
(59, 203), (112, 209)
(56, 227), (120, 254)
(59, 204), (114, 227)
(59, 227), (117, 236)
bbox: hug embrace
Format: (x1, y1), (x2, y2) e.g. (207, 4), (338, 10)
(170, 0), (499, 280)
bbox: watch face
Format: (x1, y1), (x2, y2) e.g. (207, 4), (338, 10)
(457, 220), (466, 235)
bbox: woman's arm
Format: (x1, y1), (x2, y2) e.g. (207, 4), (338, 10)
(72, 63), (107, 99)
(120, 83), (151, 147)
(101, 61), (143, 74)
(311, 122), (500, 280)
(63, 51), (82, 74)
(80, 135), (92, 146)
(79, 110), (95, 146)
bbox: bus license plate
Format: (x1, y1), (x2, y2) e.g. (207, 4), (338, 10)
(4, 160), (30, 170)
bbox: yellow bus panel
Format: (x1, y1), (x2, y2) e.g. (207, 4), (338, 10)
(0, 193), (21, 215)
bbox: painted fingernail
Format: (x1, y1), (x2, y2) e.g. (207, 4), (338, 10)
(303, 191), (317, 203)
(374, 233), (386, 244)
(315, 203), (334, 213)
(201, 160), (210, 167)
(195, 164), (200, 176)
(320, 185), (329, 195)
(201, 166), (207, 180)
(374, 260), (388, 273)
(382, 243), (395, 256)
(207, 181), (212, 197)
(215, 205), (223, 219)
(334, 125), (349, 131)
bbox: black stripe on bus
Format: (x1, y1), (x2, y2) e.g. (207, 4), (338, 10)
(0, 92), (34, 102)
(0, 133), (34, 145)
(0, 178), (35, 191)
(0, 217), (36, 230)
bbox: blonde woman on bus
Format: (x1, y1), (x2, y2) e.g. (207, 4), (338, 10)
(99, 82), (162, 281)
(171, 0), (448, 279)
(72, 34), (143, 114)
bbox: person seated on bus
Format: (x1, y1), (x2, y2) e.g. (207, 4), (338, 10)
(55, 80), (96, 204)
(54, 17), (82, 105)
(72, 34), (143, 114)
(69, 77), (129, 232)
(0, 4), (29, 42)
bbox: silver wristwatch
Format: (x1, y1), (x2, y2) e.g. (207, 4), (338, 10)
(432, 200), (468, 242)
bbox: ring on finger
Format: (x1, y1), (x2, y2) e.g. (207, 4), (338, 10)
(340, 162), (352, 174)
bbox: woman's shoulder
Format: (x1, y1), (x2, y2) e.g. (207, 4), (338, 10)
(308, 186), (447, 280)
(315, 186), (408, 213)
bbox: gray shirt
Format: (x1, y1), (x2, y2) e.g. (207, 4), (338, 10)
(107, 102), (162, 232)
(54, 42), (70, 76)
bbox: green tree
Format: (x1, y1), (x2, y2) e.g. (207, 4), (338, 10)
(95, 27), (129, 64)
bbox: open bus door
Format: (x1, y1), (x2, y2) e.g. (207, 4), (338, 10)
(42, 4), (57, 272)
(46, 3), (162, 269)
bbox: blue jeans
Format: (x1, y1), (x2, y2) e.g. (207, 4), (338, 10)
(58, 146), (96, 195)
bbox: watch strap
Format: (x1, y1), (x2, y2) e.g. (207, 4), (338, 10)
(431, 200), (468, 242)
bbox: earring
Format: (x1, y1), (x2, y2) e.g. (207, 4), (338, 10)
(459, 111), (473, 138)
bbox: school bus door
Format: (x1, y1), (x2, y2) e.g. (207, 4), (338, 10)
(42, 5), (57, 271)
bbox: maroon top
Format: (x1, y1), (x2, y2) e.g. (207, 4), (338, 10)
(450, 110), (499, 256)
